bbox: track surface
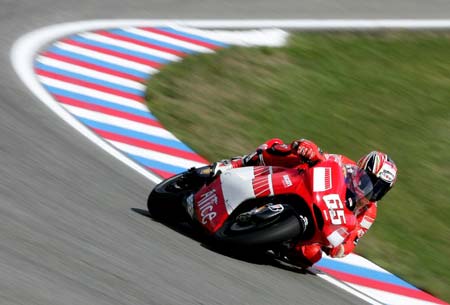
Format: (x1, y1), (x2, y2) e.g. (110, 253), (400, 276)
(3, 1), (450, 305)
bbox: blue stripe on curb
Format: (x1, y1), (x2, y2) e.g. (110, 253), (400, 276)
(77, 118), (195, 152)
(43, 86), (154, 119)
(317, 258), (418, 290)
(36, 62), (144, 96)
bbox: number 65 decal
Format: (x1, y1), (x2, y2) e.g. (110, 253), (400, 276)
(323, 194), (346, 225)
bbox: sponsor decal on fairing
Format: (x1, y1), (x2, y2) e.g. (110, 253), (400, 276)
(327, 227), (349, 247)
(360, 215), (374, 229)
(313, 167), (332, 192)
(197, 189), (218, 224)
(282, 174), (293, 188)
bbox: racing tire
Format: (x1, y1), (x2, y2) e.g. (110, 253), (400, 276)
(214, 211), (302, 247)
(147, 173), (190, 222)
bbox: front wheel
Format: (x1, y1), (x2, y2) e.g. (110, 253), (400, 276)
(214, 204), (303, 247)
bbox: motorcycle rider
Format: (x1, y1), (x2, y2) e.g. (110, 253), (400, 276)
(211, 138), (398, 267)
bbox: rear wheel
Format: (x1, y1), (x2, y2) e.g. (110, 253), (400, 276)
(147, 173), (188, 221)
(147, 166), (211, 222)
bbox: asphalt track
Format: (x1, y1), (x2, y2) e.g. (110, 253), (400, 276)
(3, 1), (450, 305)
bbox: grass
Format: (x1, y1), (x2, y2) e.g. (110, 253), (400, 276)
(145, 31), (450, 302)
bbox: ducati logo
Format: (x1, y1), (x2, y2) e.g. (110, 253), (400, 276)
(268, 204), (284, 213)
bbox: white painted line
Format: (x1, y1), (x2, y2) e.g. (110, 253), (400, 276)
(79, 32), (182, 62)
(328, 253), (392, 273)
(168, 25), (289, 47)
(61, 104), (177, 140)
(9, 19), (450, 31)
(313, 272), (386, 305)
(37, 55), (146, 91)
(174, 19), (450, 29)
(345, 283), (439, 305)
(55, 41), (159, 74)
(108, 140), (207, 169)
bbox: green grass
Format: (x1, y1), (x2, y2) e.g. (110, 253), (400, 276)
(146, 32), (450, 302)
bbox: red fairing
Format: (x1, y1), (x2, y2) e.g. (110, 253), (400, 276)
(265, 167), (309, 198)
(193, 160), (357, 250)
(305, 160), (357, 247)
(268, 161), (358, 248)
(194, 178), (228, 233)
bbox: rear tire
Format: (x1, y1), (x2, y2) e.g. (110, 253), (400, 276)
(147, 173), (190, 222)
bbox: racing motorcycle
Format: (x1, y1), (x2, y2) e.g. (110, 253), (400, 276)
(147, 159), (370, 254)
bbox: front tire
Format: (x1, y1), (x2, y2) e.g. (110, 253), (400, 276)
(214, 205), (302, 247)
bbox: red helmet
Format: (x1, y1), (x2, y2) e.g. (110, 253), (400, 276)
(357, 151), (397, 202)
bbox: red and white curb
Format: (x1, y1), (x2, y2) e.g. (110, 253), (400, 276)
(11, 20), (450, 305)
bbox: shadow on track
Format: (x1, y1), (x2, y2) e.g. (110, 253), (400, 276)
(131, 208), (313, 276)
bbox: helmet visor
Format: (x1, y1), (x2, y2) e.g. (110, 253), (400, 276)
(369, 178), (392, 201)
(347, 168), (374, 202)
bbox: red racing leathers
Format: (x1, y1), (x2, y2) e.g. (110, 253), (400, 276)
(221, 138), (377, 266)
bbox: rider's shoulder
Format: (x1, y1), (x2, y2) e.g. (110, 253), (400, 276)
(258, 138), (285, 150)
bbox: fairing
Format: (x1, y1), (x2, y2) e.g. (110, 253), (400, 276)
(193, 161), (358, 248)
(308, 162), (357, 246)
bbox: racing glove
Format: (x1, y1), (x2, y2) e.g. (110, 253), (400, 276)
(241, 138), (287, 167)
(291, 139), (325, 164)
(211, 158), (243, 176)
